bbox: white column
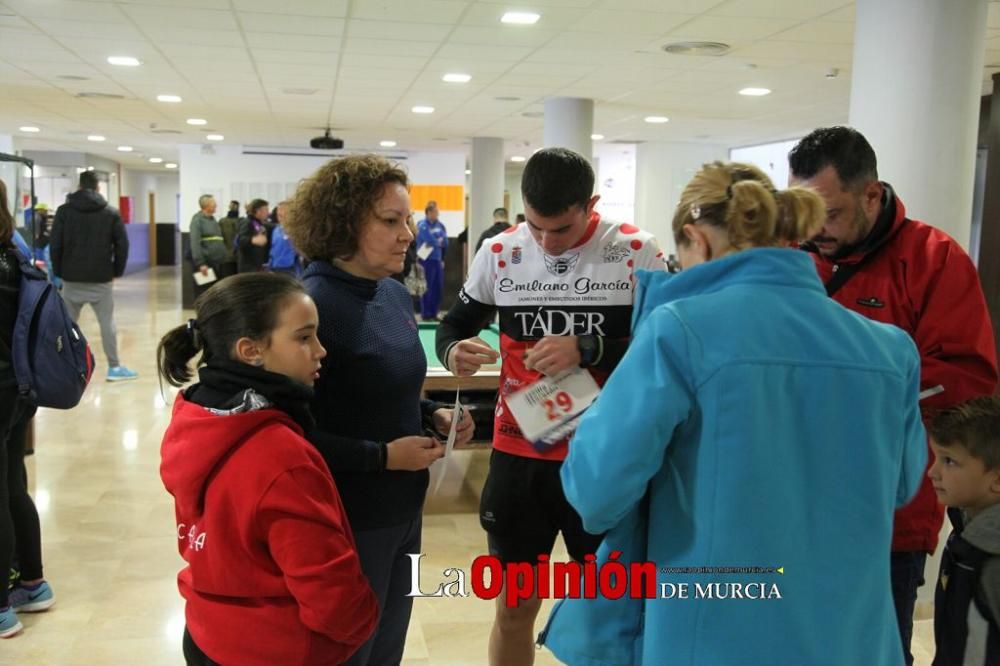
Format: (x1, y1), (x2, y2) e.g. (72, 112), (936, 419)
(469, 137), (505, 262)
(850, 0), (989, 605)
(543, 97), (594, 162)
(849, 0), (988, 250)
(634, 141), (728, 256)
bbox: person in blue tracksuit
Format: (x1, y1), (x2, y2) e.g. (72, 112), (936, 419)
(415, 201), (447, 320)
(542, 161), (927, 666)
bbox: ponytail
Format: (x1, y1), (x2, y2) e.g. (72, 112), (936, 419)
(774, 187), (825, 242)
(673, 161), (826, 249)
(157, 320), (202, 388)
(724, 179), (778, 248)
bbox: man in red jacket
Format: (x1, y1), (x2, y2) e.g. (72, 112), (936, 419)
(789, 126), (998, 665)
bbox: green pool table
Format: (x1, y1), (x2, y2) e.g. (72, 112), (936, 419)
(419, 321), (502, 393)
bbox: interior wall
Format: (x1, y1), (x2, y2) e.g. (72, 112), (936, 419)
(178, 145), (466, 234)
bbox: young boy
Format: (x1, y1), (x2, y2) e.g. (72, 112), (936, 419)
(928, 396), (1000, 665)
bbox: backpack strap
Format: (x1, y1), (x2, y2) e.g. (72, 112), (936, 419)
(10, 245), (50, 281)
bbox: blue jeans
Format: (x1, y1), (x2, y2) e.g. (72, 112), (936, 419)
(891, 551), (928, 666)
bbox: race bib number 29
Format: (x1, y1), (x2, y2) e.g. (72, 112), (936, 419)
(505, 367), (601, 449)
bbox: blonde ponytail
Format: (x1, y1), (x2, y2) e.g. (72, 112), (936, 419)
(774, 187), (825, 243)
(724, 178), (778, 248)
(673, 161), (825, 250)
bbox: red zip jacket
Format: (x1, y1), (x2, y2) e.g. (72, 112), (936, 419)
(160, 394), (378, 665)
(808, 186), (998, 553)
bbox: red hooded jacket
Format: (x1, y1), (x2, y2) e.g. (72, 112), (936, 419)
(808, 187), (998, 553)
(160, 394), (378, 665)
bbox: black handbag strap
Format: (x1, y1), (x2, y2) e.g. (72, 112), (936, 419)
(822, 220), (903, 297)
(824, 259), (867, 297)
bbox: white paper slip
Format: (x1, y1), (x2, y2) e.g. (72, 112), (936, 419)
(919, 385), (944, 401)
(192, 268), (218, 286)
(416, 243), (434, 260)
(505, 367), (601, 449)
(444, 396), (464, 457)
(431, 390), (464, 495)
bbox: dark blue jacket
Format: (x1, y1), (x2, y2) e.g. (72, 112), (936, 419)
(302, 260), (439, 530)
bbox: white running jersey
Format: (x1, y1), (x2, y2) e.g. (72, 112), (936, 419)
(461, 215), (667, 460)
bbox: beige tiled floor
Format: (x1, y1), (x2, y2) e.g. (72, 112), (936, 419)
(6, 267), (936, 665)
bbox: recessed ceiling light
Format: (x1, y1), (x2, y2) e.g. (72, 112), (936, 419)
(644, 116), (669, 124)
(19, 126), (40, 133)
(661, 41), (730, 56)
(157, 94), (182, 103)
(442, 73), (471, 83)
(57, 74), (90, 81)
(117, 146), (133, 152)
(87, 135), (106, 141)
(186, 118), (207, 125)
(165, 163), (178, 169)
(206, 134), (224, 141)
(107, 56), (141, 67)
(510, 156), (526, 163)
(86, 166), (95, 171)
(411, 106), (435, 114)
(149, 157), (163, 163)
(591, 133), (604, 141)
(521, 111), (543, 118)
(495, 96), (521, 101)
(738, 87), (771, 96)
(465, 169), (471, 175)
(501, 11), (540, 25)
(380, 140), (397, 148)
(151, 129), (182, 135)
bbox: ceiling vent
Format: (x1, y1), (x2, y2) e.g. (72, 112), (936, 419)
(661, 41), (730, 56)
(76, 92), (125, 99)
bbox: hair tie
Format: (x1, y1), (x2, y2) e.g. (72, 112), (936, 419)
(186, 319), (202, 351)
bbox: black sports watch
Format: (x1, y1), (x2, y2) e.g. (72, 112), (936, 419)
(577, 334), (600, 367)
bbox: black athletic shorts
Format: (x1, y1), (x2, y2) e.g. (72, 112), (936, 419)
(479, 449), (604, 565)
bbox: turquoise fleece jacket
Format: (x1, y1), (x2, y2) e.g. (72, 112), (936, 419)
(542, 247), (926, 666)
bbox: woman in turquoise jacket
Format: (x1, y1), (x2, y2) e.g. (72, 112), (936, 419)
(542, 162), (927, 665)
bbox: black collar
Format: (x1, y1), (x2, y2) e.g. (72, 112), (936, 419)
(185, 360), (316, 431)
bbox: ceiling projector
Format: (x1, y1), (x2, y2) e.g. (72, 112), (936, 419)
(310, 129), (344, 150)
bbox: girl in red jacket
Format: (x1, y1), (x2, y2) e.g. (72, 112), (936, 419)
(157, 272), (378, 665)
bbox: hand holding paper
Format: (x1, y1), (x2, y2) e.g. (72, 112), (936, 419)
(193, 268), (218, 286)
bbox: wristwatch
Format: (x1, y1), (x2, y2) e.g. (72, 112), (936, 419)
(577, 334), (600, 367)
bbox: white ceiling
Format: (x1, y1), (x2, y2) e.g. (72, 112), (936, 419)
(1, 0), (998, 168)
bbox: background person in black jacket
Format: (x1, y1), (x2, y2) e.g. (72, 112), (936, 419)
(0, 179), (53, 639)
(50, 171), (136, 382)
(235, 199), (272, 273)
(474, 206), (511, 253)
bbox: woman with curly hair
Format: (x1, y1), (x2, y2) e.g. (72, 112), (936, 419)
(283, 155), (474, 666)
